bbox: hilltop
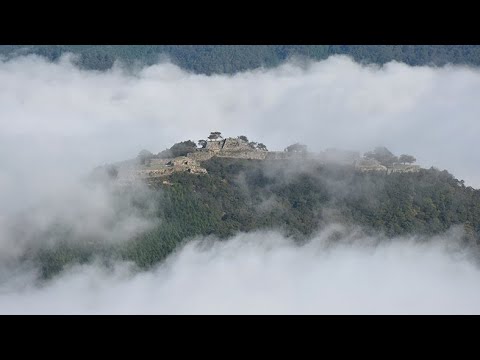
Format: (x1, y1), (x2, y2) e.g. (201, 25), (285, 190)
(100, 132), (422, 184)
(28, 133), (479, 278)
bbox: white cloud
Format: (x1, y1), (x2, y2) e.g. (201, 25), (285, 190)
(0, 227), (479, 314)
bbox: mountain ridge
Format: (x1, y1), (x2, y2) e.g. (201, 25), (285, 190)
(3, 45), (480, 74)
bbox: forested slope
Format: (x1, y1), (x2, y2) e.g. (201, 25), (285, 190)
(29, 157), (480, 279)
(2, 45), (480, 74)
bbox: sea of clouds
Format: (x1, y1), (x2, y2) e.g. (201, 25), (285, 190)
(1, 53), (480, 314)
(1, 226), (480, 314)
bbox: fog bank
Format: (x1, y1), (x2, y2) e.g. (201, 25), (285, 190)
(1, 227), (479, 314)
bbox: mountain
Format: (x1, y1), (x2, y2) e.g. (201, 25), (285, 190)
(22, 137), (480, 279)
(2, 45), (480, 74)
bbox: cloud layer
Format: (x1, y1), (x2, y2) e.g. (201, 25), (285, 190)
(1, 227), (479, 314)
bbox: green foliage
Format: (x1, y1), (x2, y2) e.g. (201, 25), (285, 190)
(257, 143), (268, 151)
(169, 140), (197, 157)
(364, 146), (398, 167)
(399, 154), (416, 164)
(208, 132), (222, 140)
(30, 157), (480, 279)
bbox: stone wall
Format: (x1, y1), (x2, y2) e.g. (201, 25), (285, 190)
(354, 159), (388, 172)
(169, 156), (201, 167)
(187, 150), (215, 162)
(216, 150), (268, 160)
(205, 139), (225, 151)
(133, 156), (207, 179)
(222, 138), (251, 151)
(188, 140), (269, 161)
(134, 135), (423, 179)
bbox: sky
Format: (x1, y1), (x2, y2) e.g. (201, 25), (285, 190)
(1, 53), (480, 314)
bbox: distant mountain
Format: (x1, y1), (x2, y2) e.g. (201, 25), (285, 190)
(2, 45), (480, 74)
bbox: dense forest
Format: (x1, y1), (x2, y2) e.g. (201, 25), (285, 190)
(24, 156), (480, 279)
(2, 45), (480, 74)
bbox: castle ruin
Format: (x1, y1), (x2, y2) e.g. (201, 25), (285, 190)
(126, 133), (421, 181)
(188, 137), (268, 161)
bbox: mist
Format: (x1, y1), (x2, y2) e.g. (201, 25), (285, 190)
(1, 226), (480, 314)
(0, 179), (160, 262)
(1, 53), (480, 217)
(1, 53), (480, 314)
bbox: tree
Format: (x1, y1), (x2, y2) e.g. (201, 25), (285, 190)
(208, 131), (223, 141)
(238, 135), (249, 142)
(248, 141), (258, 149)
(364, 146), (398, 167)
(198, 140), (207, 148)
(285, 143), (307, 153)
(170, 140), (197, 157)
(257, 143), (268, 151)
(399, 154), (416, 165)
